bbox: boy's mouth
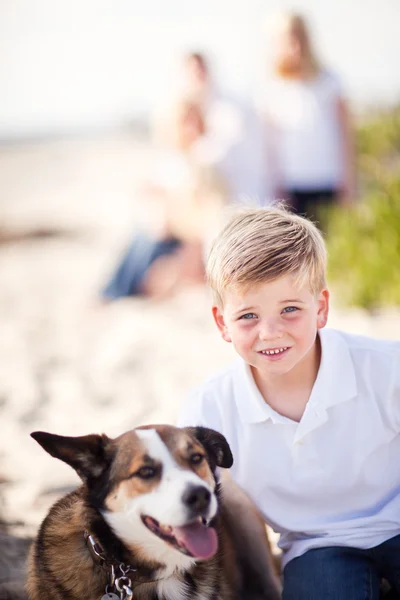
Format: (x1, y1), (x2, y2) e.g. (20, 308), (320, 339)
(258, 346), (290, 359)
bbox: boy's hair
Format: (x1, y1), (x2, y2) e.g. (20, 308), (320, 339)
(206, 206), (327, 306)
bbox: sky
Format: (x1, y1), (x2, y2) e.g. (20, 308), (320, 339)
(1, 0), (400, 138)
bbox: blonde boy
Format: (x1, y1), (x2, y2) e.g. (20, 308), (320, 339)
(178, 207), (400, 599)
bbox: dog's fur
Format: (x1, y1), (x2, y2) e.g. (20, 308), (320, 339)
(27, 425), (281, 600)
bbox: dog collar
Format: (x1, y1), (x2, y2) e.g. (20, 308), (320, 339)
(84, 531), (136, 599)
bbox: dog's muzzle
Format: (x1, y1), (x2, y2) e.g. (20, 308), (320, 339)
(141, 484), (217, 560)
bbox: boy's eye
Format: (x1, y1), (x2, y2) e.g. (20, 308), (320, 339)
(282, 306), (298, 314)
(239, 313), (257, 320)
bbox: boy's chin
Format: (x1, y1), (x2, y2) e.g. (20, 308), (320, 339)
(262, 363), (293, 375)
(252, 355), (297, 376)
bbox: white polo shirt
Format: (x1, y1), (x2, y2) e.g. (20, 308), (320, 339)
(177, 328), (400, 569)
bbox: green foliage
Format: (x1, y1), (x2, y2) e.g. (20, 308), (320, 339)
(326, 107), (400, 309)
(356, 106), (400, 160)
(327, 176), (400, 309)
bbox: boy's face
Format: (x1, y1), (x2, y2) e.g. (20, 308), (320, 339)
(212, 275), (329, 378)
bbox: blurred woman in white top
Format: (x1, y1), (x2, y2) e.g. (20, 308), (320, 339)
(262, 12), (356, 227)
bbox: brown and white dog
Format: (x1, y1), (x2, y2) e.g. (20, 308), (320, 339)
(27, 425), (281, 600)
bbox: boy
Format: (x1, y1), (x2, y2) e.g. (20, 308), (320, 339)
(178, 206), (400, 599)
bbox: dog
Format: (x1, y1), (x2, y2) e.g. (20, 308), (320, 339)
(27, 425), (281, 600)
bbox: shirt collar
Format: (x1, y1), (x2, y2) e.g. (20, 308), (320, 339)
(310, 327), (358, 411)
(234, 328), (358, 425)
(236, 360), (292, 424)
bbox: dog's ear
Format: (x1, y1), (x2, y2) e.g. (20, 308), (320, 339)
(185, 427), (233, 469)
(31, 431), (113, 483)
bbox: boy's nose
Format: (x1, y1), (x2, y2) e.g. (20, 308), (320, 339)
(259, 320), (283, 340)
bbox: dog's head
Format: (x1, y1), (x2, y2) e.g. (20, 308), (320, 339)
(31, 425), (232, 567)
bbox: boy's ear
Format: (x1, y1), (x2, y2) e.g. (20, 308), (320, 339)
(212, 305), (232, 343)
(317, 288), (330, 329)
(31, 431), (113, 483)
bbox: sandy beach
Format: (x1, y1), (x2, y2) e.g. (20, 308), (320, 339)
(1, 134), (399, 541)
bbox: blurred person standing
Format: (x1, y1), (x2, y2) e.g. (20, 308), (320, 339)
(101, 98), (228, 301)
(260, 12), (356, 226)
(155, 51), (271, 206)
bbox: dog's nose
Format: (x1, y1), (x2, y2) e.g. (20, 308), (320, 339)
(182, 485), (211, 513)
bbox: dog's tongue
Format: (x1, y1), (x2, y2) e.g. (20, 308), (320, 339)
(172, 522), (218, 560)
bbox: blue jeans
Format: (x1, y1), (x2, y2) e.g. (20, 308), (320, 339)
(283, 535), (400, 599)
(102, 232), (181, 299)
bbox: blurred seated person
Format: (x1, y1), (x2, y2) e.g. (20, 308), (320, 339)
(101, 99), (228, 301)
(154, 51), (271, 206)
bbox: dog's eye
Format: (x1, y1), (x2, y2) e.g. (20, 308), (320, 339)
(190, 453), (204, 465)
(135, 466), (156, 479)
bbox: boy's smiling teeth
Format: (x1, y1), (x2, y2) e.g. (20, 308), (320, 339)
(260, 347), (288, 355)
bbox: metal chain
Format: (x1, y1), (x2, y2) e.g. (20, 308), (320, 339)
(85, 533), (137, 600)
(101, 563), (134, 599)
(101, 582), (132, 600)
(115, 575), (133, 599)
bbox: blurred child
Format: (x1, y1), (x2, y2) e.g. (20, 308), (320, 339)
(178, 206), (400, 598)
(156, 51), (270, 205)
(101, 99), (227, 300)
(261, 13), (356, 225)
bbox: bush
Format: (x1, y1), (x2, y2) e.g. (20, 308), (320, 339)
(326, 108), (400, 309)
(327, 175), (400, 309)
(356, 107), (400, 160)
